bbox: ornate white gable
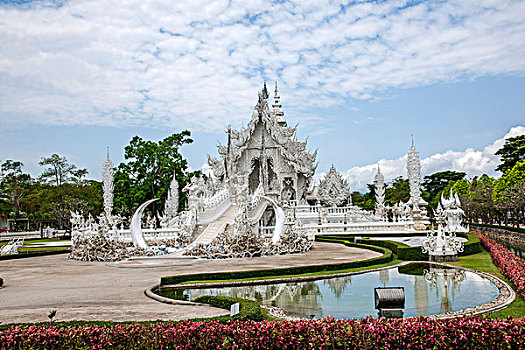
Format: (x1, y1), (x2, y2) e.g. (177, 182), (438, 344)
(208, 83), (317, 202)
(317, 165), (349, 207)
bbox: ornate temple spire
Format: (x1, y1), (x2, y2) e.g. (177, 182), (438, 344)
(272, 82), (286, 121)
(407, 136), (422, 208)
(262, 81), (269, 100)
(165, 171), (179, 219)
(374, 163), (385, 207)
(272, 82), (286, 127)
(102, 148), (114, 219)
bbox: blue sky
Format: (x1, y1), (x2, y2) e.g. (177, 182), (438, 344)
(1, 0), (524, 191)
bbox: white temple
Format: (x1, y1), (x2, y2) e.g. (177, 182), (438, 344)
(69, 83), (445, 261)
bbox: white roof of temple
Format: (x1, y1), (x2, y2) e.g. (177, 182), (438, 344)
(208, 82), (317, 180)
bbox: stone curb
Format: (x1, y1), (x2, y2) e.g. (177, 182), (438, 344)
(154, 261), (516, 320)
(145, 284), (211, 307)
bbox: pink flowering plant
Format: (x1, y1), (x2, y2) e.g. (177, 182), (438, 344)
(474, 232), (525, 299)
(1, 316), (524, 349)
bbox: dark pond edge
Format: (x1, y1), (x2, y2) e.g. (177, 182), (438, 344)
(146, 261), (515, 320)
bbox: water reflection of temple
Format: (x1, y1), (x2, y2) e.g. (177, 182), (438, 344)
(323, 277), (352, 299)
(186, 281), (323, 317)
(424, 267), (466, 314)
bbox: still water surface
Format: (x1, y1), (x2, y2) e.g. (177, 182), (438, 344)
(161, 263), (499, 319)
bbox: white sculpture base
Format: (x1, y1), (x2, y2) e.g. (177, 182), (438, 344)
(429, 252), (458, 262)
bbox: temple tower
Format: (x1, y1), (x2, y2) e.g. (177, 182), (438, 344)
(102, 148), (114, 219)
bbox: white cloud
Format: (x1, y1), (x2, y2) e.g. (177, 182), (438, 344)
(343, 126), (525, 192)
(1, 0), (525, 131)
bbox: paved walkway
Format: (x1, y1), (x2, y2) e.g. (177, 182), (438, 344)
(0, 242), (380, 324)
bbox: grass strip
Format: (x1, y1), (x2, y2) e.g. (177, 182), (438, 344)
(447, 248), (525, 318)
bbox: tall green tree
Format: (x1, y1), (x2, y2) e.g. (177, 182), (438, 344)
(493, 160), (525, 226)
(39, 154), (77, 186)
(385, 177), (410, 205)
(495, 135), (525, 173)
(114, 131), (195, 217)
(422, 170), (466, 208)
(38, 154), (80, 228)
(0, 160), (32, 221)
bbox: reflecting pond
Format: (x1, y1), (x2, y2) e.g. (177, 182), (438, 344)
(160, 263), (499, 319)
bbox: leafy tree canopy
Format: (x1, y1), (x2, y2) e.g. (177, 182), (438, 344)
(0, 160), (32, 219)
(385, 176), (410, 205)
(114, 131), (195, 217)
(493, 160), (525, 207)
(39, 154), (77, 186)
(422, 170), (466, 198)
(495, 135), (525, 173)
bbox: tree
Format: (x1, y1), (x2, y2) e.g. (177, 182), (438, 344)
(38, 154), (80, 229)
(422, 170), (466, 208)
(114, 131), (195, 217)
(71, 168), (88, 185)
(0, 160), (32, 221)
(495, 135), (525, 173)
(385, 177), (410, 205)
(493, 160), (525, 227)
(39, 154), (77, 186)
(351, 184), (375, 211)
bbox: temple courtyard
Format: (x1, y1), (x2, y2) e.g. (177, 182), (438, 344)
(0, 242), (379, 324)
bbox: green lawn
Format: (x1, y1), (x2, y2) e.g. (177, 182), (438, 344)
(447, 248), (525, 318)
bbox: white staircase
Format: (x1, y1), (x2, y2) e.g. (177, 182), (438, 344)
(193, 204), (237, 245)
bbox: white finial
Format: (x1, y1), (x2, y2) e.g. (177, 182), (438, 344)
(272, 81), (285, 125)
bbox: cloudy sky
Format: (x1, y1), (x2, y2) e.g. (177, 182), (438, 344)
(1, 0), (524, 191)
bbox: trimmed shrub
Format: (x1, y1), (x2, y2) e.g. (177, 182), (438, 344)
(193, 296), (265, 321)
(0, 249), (69, 261)
(319, 233), (480, 261)
(161, 238), (392, 285)
(471, 223), (525, 234)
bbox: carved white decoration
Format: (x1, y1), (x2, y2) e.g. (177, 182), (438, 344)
(260, 195), (285, 244)
(407, 137), (422, 207)
(0, 237), (24, 255)
(373, 164), (386, 218)
(130, 198), (159, 250)
(102, 149), (114, 221)
(317, 165), (349, 207)
(165, 172), (179, 219)
(422, 190), (465, 260)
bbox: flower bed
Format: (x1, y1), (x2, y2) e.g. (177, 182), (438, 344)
(475, 232), (525, 299)
(1, 316), (524, 349)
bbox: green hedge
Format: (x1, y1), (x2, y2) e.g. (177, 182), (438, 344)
(458, 232), (481, 256)
(318, 233), (480, 261)
(193, 296), (265, 321)
(470, 223), (525, 234)
(0, 249), (69, 261)
(160, 239), (392, 286)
